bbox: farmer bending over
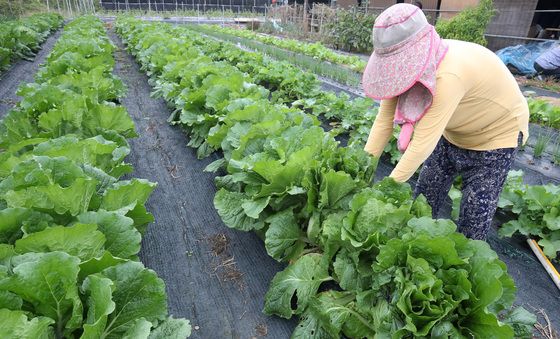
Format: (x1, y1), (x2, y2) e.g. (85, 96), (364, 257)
(534, 45), (560, 80)
(363, 4), (529, 240)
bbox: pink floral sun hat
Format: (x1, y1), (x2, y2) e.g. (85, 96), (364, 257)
(362, 3), (449, 152)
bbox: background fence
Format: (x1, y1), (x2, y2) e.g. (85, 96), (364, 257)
(99, 0), (271, 13)
(97, 1), (560, 51)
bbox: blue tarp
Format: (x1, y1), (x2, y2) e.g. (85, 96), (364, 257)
(496, 40), (559, 75)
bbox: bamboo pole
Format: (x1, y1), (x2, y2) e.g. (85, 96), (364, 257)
(7, 0), (13, 17)
(65, 0), (72, 16)
(527, 239), (560, 291)
(319, 5), (324, 34)
(303, 0), (309, 33)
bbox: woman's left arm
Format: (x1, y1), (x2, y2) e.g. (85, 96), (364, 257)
(390, 73), (466, 182)
(364, 98), (398, 157)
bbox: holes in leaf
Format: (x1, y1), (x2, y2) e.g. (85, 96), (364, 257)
(291, 290), (299, 311)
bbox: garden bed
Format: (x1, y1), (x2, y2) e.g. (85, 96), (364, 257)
(1, 16), (558, 337)
(0, 17), (190, 337)
(108, 22), (560, 334)
(107, 28), (297, 338)
(0, 29), (62, 118)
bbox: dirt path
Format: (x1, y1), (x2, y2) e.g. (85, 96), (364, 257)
(0, 30), (63, 118)
(107, 27), (296, 339)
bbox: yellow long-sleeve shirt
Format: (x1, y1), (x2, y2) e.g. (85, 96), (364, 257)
(364, 39), (529, 182)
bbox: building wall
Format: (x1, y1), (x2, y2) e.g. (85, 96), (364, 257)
(435, 0), (540, 51)
(439, 0), (479, 19)
(415, 0), (440, 24)
(485, 0), (539, 50)
(369, 0), (395, 9)
(366, 0), (439, 23)
(337, 0), (358, 8)
(417, 0), (438, 10)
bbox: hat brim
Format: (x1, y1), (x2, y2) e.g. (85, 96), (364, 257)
(362, 29), (433, 100)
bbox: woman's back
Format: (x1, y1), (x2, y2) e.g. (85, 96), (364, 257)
(437, 39), (529, 150)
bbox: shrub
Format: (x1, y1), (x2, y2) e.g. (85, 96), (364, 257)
(435, 0), (495, 46)
(324, 7), (376, 53)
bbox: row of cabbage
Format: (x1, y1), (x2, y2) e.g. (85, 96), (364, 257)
(116, 17), (534, 338)
(0, 13), (63, 74)
(191, 24), (560, 138)
(0, 16), (190, 338)
(185, 22), (402, 163)
(192, 24), (367, 72)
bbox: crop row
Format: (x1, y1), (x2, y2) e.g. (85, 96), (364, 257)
(180, 24), (403, 163)
(192, 24), (367, 72)
(188, 24), (363, 87)
(0, 13), (63, 74)
(0, 16), (190, 338)
(117, 17), (534, 338)
(191, 24), (560, 137)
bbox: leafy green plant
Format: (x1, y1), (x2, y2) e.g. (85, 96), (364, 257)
(448, 184), (462, 220)
(553, 140), (560, 165)
(498, 170), (560, 259)
(324, 7), (376, 53)
(527, 98), (560, 129)
(435, 0), (495, 46)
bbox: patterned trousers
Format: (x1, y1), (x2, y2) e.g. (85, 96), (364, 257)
(414, 136), (519, 240)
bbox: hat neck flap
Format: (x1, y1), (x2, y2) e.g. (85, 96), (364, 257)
(394, 29), (448, 152)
